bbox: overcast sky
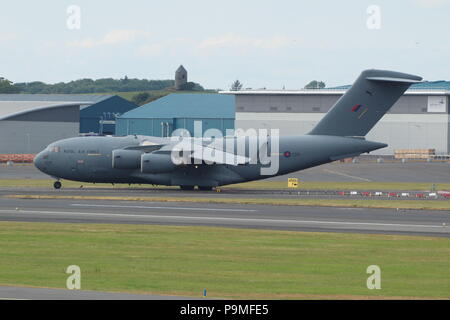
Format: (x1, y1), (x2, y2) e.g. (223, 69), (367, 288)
(0, 0), (449, 89)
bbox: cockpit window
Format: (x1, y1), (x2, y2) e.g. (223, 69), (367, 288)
(49, 146), (60, 153)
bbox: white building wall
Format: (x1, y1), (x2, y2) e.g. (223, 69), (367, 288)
(0, 121), (79, 154)
(236, 112), (449, 155)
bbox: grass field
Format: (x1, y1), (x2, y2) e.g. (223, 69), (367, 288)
(0, 222), (449, 299)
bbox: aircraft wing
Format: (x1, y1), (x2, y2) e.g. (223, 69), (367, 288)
(124, 139), (250, 166)
(124, 144), (164, 153)
(190, 145), (250, 165)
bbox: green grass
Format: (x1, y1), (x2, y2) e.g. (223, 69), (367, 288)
(0, 222), (449, 299)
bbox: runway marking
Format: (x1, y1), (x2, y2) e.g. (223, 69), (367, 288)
(70, 203), (258, 213)
(322, 169), (372, 182)
(0, 209), (447, 231)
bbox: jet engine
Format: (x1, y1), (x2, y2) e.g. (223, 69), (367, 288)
(141, 153), (178, 173)
(112, 149), (142, 169)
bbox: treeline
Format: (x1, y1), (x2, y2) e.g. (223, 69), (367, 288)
(14, 77), (176, 94)
(0, 77), (20, 93)
(0, 76), (205, 94)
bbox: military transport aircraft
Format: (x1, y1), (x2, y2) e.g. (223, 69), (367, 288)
(34, 69), (422, 190)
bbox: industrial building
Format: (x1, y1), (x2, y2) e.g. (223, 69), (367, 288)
(222, 81), (450, 155)
(116, 93), (235, 137)
(0, 94), (138, 154)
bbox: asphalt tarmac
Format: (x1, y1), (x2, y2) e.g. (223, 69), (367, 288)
(0, 286), (194, 300)
(1, 195), (449, 237)
(2, 161), (450, 182)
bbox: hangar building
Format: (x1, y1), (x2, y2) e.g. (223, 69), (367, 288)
(116, 93), (235, 137)
(222, 81), (450, 155)
(0, 94), (138, 154)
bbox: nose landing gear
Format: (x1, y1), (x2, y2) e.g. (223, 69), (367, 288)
(53, 181), (62, 189)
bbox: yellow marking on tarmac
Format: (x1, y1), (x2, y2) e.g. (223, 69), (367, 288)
(322, 168), (371, 182)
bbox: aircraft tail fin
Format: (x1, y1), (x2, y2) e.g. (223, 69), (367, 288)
(308, 69), (422, 137)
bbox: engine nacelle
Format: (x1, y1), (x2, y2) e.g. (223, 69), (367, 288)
(112, 149), (142, 169)
(141, 153), (178, 173)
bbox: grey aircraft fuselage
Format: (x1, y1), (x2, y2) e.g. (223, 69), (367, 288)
(34, 134), (385, 188)
(33, 69), (423, 189)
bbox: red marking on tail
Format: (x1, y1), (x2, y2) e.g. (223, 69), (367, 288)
(351, 104), (362, 112)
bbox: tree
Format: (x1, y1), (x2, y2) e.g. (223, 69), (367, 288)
(131, 92), (151, 106)
(230, 80), (243, 91)
(0, 77), (20, 93)
(304, 80), (326, 89)
(179, 82), (204, 91)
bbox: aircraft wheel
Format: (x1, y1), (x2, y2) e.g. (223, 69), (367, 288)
(54, 181), (62, 190)
(198, 186), (213, 191)
(180, 185), (195, 191)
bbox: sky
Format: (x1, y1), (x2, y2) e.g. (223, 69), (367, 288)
(0, 0), (449, 89)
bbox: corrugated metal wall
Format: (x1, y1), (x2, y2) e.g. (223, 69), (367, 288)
(116, 117), (235, 137)
(0, 121), (79, 154)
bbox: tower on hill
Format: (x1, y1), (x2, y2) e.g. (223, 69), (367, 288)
(175, 65), (188, 90)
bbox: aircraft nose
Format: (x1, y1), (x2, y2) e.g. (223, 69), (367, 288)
(34, 151), (46, 172)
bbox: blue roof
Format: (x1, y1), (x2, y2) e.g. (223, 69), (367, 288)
(409, 81), (450, 90)
(80, 95), (138, 117)
(327, 81), (450, 91)
(119, 94), (235, 119)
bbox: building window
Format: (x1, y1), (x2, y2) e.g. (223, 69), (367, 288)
(270, 106), (278, 111)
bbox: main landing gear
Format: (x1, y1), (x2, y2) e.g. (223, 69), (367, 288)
(53, 181), (62, 189)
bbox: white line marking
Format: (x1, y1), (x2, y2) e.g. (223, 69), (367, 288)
(69, 204), (257, 212)
(322, 168), (372, 182)
(0, 209), (447, 230)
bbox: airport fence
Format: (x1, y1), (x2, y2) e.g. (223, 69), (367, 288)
(0, 154), (36, 164)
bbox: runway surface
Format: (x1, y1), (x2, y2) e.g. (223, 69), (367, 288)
(0, 286), (193, 300)
(1, 194), (449, 237)
(0, 185), (447, 202)
(3, 161), (450, 182)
